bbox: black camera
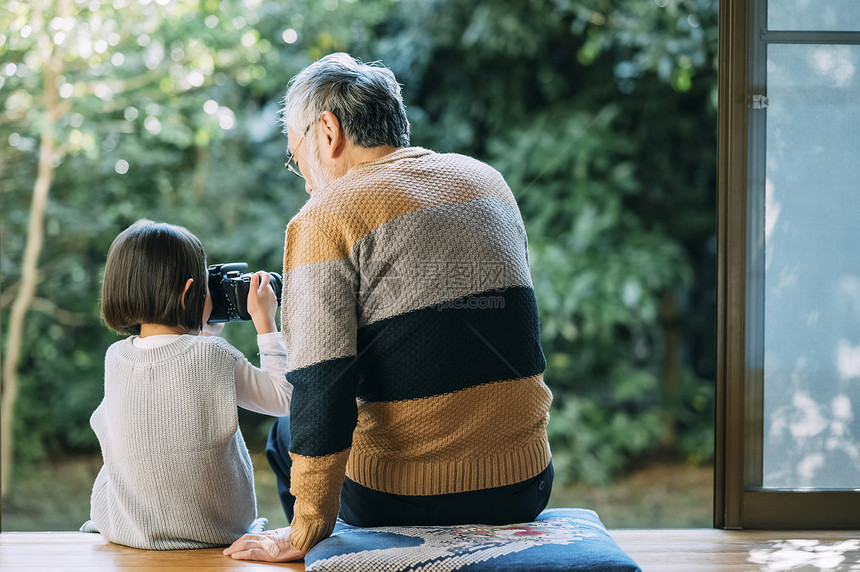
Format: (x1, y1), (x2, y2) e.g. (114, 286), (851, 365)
(207, 263), (282, 323)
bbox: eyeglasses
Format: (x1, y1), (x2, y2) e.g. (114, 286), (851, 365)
(285, 151), (304, 179)
(284, 123), (313, 179)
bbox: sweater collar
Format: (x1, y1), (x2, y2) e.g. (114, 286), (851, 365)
(304, 146), (434, 200)
(352, 146), (433, 170)
(113, 334), (200, 363)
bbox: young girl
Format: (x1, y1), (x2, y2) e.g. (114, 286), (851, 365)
(80, 219), (292, 550)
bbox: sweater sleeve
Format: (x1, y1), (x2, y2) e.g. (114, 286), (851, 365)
(234, 332), (291, 417)
(281, 217), (360, 553)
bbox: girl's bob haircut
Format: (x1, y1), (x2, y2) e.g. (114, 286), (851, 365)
(101, 219), (207, 335)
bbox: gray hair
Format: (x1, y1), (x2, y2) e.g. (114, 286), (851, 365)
(281, 52), (410, 148)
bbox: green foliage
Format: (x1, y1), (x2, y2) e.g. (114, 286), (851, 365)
(1, 0), (717, 487)
(547, 367), (665, 486)
(672, 369), (716, 466)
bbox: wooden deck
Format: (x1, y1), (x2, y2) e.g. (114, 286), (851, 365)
(613, 529), (860, 571)
(1, 529), (859, 570)
(0, 532), (304, 571)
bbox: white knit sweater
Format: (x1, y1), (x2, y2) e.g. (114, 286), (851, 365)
(81, 334), (289, 549)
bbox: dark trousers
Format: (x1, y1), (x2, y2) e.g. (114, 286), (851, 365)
(266, 416), (553, 527)
(265, 416), (297, 521)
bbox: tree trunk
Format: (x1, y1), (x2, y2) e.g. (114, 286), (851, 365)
(1, 4), (64, 496)
(192, 144), (210, 200)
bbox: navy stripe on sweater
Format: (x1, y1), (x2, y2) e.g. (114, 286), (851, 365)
(289, 355), (360, 457)
(355, 285), (545, 403)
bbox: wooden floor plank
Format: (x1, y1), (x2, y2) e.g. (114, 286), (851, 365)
(1, 529), (859, 570)
(0, 532), (304, 570)
(611, 529), (860, 571)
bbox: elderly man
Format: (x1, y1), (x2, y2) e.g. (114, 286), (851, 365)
(225, 52), (553, 562)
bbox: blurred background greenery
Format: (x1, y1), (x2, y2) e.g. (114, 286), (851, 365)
(1, 0), (717, 530)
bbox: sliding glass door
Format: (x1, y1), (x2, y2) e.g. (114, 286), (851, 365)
(760, 42), (860, 491)
(717, 0), (860, 528)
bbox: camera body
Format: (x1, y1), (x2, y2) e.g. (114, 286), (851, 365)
(207, 262), (283, 323)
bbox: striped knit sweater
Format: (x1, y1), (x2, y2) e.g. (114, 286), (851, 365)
(282, 146), (552, 553)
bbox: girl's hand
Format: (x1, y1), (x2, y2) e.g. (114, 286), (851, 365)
(247, 272), (278, 335)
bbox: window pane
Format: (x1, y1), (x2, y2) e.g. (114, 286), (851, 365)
(768, 1), (860, 32)
(762, 44), (860, 489)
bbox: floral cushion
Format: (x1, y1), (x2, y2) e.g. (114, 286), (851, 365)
(305, 508), (641, 571)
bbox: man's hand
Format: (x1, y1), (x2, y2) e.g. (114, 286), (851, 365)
(247, 271), (278, 335)
(223, 527), (307, 562)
